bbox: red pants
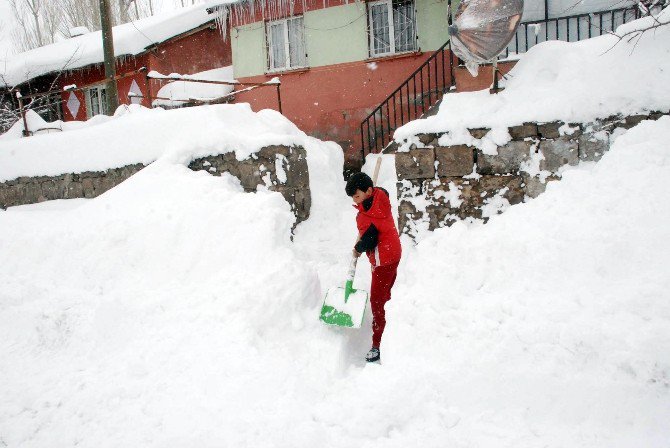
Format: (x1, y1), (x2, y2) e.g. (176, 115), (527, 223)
(370, 261), (399, 348)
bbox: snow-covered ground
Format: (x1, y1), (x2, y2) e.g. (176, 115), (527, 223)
(1, 108), (669, 447)
(1, 9), (669, 448)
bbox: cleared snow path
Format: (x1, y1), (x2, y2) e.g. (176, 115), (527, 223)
(1, 117), (669, 446)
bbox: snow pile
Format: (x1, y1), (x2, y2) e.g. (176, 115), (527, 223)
(395, 8), (670, 146)
(0, 109), (668, 445)
(0, 103), (304, 181)
(384, 117), (670, 446)
(151, 66), (236, 107)
(0, 0), (233, 88)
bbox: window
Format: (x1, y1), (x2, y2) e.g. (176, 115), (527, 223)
(368, 0), (417, 57)
(267, 16), (307, 71)
(85, 85), (108, 118)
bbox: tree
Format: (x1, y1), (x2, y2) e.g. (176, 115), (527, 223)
(9, 0), (63, 52)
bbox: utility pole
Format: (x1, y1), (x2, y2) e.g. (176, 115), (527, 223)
(99, 0), (119, 114)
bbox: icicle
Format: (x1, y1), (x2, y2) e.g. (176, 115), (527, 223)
(214, 6), (230, 42)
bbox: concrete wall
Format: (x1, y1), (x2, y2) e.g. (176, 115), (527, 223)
(0, 145), (311, 224)
(393, 111), (669, 236)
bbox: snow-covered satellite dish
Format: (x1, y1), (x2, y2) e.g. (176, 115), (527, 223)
(448, 0), (524, 76)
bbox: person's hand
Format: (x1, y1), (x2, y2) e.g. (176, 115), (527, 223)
(352, 248), (361, 258)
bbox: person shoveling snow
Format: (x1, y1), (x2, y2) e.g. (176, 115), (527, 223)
(346, 171), (402, 362)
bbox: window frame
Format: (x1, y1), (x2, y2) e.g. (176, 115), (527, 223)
(367, 0), (417, 58)
(266, 16), (308, 73)
(85, 84), (108, 118)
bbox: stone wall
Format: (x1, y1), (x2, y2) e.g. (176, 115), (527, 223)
(188, 145), (311, 223)
(0, 145), (311, 223)
(394, 111), (668, 236)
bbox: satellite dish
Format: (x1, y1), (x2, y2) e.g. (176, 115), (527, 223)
(448, 0), (524, 77)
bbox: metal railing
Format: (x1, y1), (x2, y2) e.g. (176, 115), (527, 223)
(501, 4), (660, 58)
(360, 40), (455, 160)
(359, 3), (662, 159)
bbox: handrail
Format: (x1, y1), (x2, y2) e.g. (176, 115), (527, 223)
(359, 3), (660, 161)
(500, 4), (660, 58)
(360, 39), (454, 160)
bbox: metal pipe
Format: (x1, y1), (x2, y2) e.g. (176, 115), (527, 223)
(276, 83), (283, 114)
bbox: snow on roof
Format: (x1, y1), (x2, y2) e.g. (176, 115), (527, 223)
(395, 7), (670, 146)
(0, 0), (236, 89)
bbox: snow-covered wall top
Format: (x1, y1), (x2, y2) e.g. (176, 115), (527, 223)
(0, 0), (234, 88)
(0, 103), (305, 182)
(395, 8), (670, 146)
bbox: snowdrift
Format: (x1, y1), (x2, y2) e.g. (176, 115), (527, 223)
(1, 113), (669, 446)
(0, 103), (304, 182)
(395, 6), (670, 144)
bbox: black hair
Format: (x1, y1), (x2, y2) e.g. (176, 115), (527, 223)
(345, 172), (373, 196)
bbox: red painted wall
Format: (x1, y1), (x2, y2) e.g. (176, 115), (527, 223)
(454, 60), (517, 92)
(235, 51), (455, 166)
(146, 25), (231, 77)
(58, 24), (231, 121)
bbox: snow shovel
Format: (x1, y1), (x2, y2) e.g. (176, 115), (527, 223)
(319, 157), (383, 328)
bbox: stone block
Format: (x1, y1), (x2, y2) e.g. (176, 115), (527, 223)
(468, 128), (490, 139)
(508, 122), (538, 139)
(478, 175), (525, 206)
(284, 157), (310, 188)
(24, 182), (42, 203)
(417, 133), (439, 146)
(82, 178), (96, 198)
(40, 180), (60, 201)
(522, 174), (561, 199)
(397, 199), (423, 235)
(538, 137), (578, 171)
(435, 145), (474, 177)
(395, 149), (436, 180)
(537, 121), (562, 139)
(66, 182), (84, 198)
(258, 145), (291, 159)
(623, 114), (649, 129)
(237, 161), (264, 190)
(477, 140), (533, 175)
(649, 111), (666, 121)
(578, 133), (609, 162)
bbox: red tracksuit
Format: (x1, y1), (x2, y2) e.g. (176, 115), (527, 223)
(354, 188), (402, 348)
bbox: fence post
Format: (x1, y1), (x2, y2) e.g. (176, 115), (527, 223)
(276, 82), (283, 114)
(16, 91), (30, 137)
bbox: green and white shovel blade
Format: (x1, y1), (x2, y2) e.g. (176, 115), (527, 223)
(319, 285), (368, 328)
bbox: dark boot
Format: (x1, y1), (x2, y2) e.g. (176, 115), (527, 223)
(365, 347), (380, 362)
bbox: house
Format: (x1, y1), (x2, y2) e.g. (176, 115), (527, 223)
(2, 0), (650, 166)
(214, 0), (455, 166)
(0, 1), (233, 122)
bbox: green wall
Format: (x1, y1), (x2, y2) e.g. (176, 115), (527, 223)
(231, 23), (266, 79)
(416, 0), (452, 51)
(232, 0), (457, 78)
(304, 3), (368, 67)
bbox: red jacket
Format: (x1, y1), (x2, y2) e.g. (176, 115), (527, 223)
(355, 188), (402, 267)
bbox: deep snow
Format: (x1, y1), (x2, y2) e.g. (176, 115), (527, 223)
(1, 110), (669, 446)
(1, 9), (669, 446)
(395, 7), (670, 150)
